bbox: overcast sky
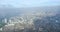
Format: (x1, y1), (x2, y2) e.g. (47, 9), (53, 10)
(0, 0), (60, 8)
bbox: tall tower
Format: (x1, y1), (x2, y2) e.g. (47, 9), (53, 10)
(4, 18), (7, 23)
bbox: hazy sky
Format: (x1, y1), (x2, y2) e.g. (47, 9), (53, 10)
(0, 0), (60, 8)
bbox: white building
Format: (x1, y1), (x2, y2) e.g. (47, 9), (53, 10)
(0, 28), (2, 31)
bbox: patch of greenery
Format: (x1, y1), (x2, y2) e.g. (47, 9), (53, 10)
(0, 22), (6, 28)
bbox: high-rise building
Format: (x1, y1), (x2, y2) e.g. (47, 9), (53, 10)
(2, 18), (7, 23)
